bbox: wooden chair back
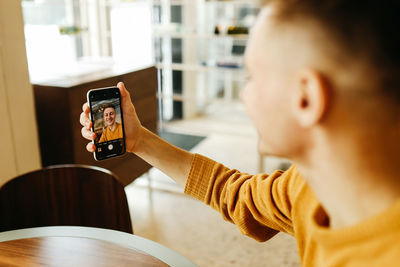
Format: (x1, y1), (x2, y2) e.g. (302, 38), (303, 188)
(0, 165), (133, 234)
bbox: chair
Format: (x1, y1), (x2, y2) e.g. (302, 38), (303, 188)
(0, 164), (133, 234)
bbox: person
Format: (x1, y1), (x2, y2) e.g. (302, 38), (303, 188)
(98, 104), (123, 142)
(80, 0), (400, 265)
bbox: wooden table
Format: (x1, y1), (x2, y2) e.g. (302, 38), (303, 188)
(0, 226), (197, 267)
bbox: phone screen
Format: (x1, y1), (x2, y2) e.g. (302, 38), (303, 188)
(87, 86), (126, 161)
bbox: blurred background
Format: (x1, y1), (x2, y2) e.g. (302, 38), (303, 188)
(22, 0), (256, 121)
(0, 0), (297, 266)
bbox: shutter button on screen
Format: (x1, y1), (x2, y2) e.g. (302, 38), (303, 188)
(108, 144), (113, 150)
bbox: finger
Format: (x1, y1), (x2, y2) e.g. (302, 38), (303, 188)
(86, 142), (96, 153)
(117, 82), (132, 103)
(117, 82), (126, 96)
(82, 102), (89, 113)
(81, 127), (96, 141)
(79, 112), (92, 128)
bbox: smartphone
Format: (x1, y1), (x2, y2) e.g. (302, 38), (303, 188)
(87, 86), (126, 161)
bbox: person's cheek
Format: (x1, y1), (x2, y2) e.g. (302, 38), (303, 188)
(242, 81), (259, 114)
(241, 82), (251, 106)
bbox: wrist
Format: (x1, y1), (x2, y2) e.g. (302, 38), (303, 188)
(129, 126), (146, 154)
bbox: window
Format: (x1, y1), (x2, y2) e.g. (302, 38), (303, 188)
(22, 0), (153, 83)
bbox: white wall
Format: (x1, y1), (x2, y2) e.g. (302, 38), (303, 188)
(0, 0), (41, 186)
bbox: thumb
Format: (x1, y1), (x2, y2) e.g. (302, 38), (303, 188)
(117, 82), (132, 105)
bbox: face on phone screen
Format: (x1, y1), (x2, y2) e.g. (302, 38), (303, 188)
(87, 87), (126, 160)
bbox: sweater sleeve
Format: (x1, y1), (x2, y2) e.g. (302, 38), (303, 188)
(184, 153), (299, 242)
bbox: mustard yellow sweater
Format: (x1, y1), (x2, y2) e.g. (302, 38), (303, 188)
(184, 154), (400, 266)
(99, 122), (123, 142)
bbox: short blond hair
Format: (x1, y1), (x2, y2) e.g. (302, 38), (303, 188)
(261, 0), (400, 101)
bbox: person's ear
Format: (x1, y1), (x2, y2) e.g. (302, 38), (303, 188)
(291, 69), (329, 127)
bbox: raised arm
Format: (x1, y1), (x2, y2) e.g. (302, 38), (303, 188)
(80, 82), (300, 242)
(185, 153), (301, 241)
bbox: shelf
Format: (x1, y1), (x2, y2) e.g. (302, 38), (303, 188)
(153, 0), (258, 120)
(156, 63), (246, 73)
(153, 31), (249, 41)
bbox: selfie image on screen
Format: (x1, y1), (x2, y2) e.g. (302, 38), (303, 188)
(88, 86), (126, 160)
(91, 99), (123, 144)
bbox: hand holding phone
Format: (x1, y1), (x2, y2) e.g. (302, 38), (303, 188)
(81, 82), (143, 158)
(86, 86), (126, 160)
(81, 82), (193, 187)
